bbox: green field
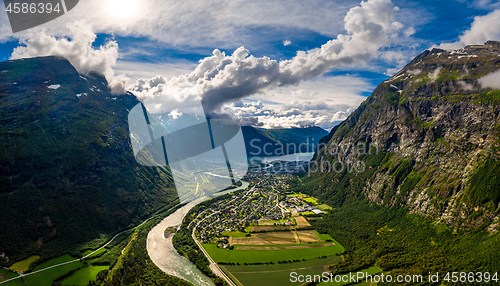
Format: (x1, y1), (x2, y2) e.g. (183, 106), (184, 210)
(0, 277), (25, 286)
(222, 231), (248, 238)
(81, 250), (93, 256)
(316, 204), (333, 211)
(259, 219), (290, 224)
(0, 269), (20, 282)
(24, 255), (83, 286)
(9, 256), (40, 273)
(317, 267), (382, 285)
(315, 231), (334, 241)
(223, 256), (342, 286)
(203, 243), (344, 263)
(85, 248), (107, 259)
(1, 255), (84, 286)
(300, 211), (315, 216)
(303, 197), (317, 204)
(236, 241), (330, 248)
(61, 266), (109, 285)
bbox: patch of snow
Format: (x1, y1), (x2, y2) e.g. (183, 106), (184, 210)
(385, 73), (405, 83)
(48, 84), (60, 90)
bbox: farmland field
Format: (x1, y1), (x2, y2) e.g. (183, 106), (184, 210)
(296, 230), (321, 243)
(9, 256), (40, 273)
(222, 255), (342, 286)
(315, 231), (334, 241)
(259, 219), (290, 225)
(251, 225), (293, 232)
(316, 204), (333, 211)
(202, 243), (344, 263)
(223, 231), (248, 238)
(237, 242), (335, 250)
(24, 255), (83, 286)
(61, 266), (109, 285)
(294, 216), (311, 228)
(0, 277), (25, 286)
(231, 231), (298, 245)
(0, 269), (19, 282)
(303, 197), (317, 204)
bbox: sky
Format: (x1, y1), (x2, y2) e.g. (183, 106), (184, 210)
(1, 0), (500, 130)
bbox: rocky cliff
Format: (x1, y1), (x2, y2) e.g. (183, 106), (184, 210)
(312, 41), (500, 232)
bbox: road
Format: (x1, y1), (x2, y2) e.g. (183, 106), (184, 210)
(190, 184), (256, 286)
(192, 214), (237, 286)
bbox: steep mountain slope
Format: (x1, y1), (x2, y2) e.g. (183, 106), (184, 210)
(309, 41), (500, 232)
(0, 56), (178, 262)
(242, 126), (328, 157)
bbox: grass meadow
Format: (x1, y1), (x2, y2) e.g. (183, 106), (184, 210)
(9, 256), (40, 273)
(222, 255), (342, 286)
(203, 243), (344, 263)
(61, 266), (109, 285)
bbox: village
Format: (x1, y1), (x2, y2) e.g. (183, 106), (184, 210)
(190, 175), (329, 248)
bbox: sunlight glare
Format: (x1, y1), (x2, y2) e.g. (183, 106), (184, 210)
(106, 0), (138, 19)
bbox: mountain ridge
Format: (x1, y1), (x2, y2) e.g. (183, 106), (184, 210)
(0, 56), (179, 263)
(0, 55), (327, 264)
(309, 41), (500, 232)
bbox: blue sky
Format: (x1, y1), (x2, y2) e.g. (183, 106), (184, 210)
(1, 0), (499, 129)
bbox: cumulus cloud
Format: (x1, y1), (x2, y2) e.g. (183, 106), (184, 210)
(478, 69), (500, 89)
(283, 40), (292, 46)
(218, 98), (359, 129)
(132, 0), (404, 116)
(439, 9), (500, 49)
(10, 22), (127, 95)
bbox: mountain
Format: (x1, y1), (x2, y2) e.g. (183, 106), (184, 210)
(242, 126), (328, 157)
(0, 56), (178, 263)
(308, 41), (500, 232)
(0, 56), (326, 264)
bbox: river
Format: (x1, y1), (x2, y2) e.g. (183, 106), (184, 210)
(146, 180), (250, 286)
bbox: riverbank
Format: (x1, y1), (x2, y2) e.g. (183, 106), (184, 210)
(146, 181), (250, 286)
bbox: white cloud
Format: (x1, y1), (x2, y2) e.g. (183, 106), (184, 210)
(439, 9), (500, 49)
(221, 100), (354, 129)
(132, 0), (403, 115)
(457, 80), (474, 90)
(404, 27), (416, 37)
(478, 69), (500, 89)
(429, 67), (442, 81)
(10, 22), (127, 94)
(217, 74), (369, 129)
(0, 0), (361, 47)
(283, 40), (292, 46)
